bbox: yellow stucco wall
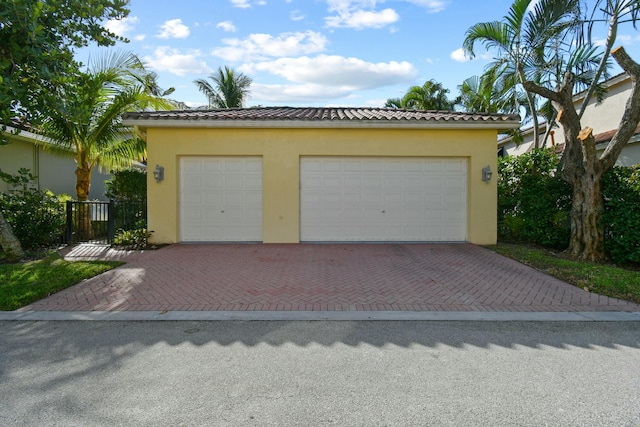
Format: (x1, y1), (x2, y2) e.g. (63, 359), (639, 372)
(145, 126), (498, 245)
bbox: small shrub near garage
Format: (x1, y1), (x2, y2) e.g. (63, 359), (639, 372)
(105, 168), (149, 248)
(105, 168), (146, 202)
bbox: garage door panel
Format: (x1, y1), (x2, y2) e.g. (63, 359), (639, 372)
(180, 157), (262, 242)
(301, 157), (467, 242)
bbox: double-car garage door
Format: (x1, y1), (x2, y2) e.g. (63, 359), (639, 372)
(180, 157), (467, 242)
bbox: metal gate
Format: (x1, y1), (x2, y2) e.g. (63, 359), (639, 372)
(64, 200), (147, 244)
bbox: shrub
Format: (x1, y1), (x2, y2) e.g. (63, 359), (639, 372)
(0, 169), (66, 250)
(112, 228), (150, 250)
(105, 169), (146, 202)
(602, 165), (640, 264)
(498, 149), (571, 249)
(105, 169), (147, 232)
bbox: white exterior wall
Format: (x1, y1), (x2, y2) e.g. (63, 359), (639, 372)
(499, 74), (640, 166)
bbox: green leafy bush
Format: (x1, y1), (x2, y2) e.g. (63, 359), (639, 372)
(498, 150), (640, 264)
(112, 228), (150, 250)
(602, 165), (640, 264)
(0, 169), (66, 250)
(105, 169), (147, 232)
(105, 169), (146, 201)
(498, 149), (571, 249)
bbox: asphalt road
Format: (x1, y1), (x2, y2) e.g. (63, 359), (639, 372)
(1, 321), (639, 426)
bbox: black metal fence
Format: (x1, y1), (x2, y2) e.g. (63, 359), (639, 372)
(64, 200), (147, 244)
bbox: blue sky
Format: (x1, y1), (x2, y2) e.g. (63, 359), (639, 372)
(78, 0), (640, 108)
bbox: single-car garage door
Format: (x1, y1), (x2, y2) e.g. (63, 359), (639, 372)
(180, 157), (262, 242)
(300, 157), (467, 242)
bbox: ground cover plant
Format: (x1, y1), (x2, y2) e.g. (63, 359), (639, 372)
(491, 243), (640, 305)
(0, 251), (122, 311)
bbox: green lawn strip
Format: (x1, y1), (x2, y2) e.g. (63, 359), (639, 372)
(490, 243), (640, 305)
(0, 252), (123, 311)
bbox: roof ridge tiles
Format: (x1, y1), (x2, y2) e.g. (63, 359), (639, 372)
(122, 107), (521, 124)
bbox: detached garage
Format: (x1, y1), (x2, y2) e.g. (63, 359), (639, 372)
(123, 107), (520, 245)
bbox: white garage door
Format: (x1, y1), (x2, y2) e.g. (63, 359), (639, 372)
(180, 157), (262, 242)
(300, 157), (467, 242)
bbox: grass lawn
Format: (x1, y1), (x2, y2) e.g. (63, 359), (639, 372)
(490, 243), (640, 305)
(0, 252), (123, 311)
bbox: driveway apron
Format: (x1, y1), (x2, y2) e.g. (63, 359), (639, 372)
(18, 243), (640, 312)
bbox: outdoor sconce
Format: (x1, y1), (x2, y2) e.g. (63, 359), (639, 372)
(482, 165), (493, 183)
(153, 165), (165, 183)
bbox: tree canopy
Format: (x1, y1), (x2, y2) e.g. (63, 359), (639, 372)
(475, 0), (640, 261)
(194, 66), (253, 109)
(39, 51), (173, 201)
(0, 0), (130, 136)
(385, 80), (456, 111)
(0, 0), (131, 260)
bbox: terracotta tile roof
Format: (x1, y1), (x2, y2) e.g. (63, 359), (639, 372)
(123, 107), (520, 127)
(594, 124), (640, 144)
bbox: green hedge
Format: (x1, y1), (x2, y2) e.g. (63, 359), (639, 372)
(498, 149), (571, 249)
(602, 165), (640, 264)
(498, 149), (640, 264)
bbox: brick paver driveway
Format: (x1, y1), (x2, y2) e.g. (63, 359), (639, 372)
(20, 243), (640, 312)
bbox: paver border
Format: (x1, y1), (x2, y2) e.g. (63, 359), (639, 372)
(1, 310), (639, 321)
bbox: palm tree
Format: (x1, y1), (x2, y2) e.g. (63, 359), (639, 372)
(38, 51), (173, 238)
(194, 66), (252, 108)
(402, 80), (455, 110)
(457, 67), (520, 114)
(463, 0), (582, 148)
(41, 51), (171, 201)
(385, 80), (455, 110)
(384, 98), (404, 109)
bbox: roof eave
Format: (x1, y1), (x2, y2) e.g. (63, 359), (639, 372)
(122, 119), (522, 131)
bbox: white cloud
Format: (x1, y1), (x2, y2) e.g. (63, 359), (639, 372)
(105, 16), (139, 37)
(251, 83), (354, 102)
(212, 31), (329, 62)
(133, 34), (146, 41)
(450, 48), (470, 63)
(614, 34), (640, 46)
(247, 55), (417, 89)
(404, 0), (449, 13)
(326, 8), (399, 29)
(291, 10), (305, 21)
(324, 0), (448, 29)
(157, 19), (190, 39)
(230, 0), (266, 7)
(217, 21), (237, 32)
(231, 0), (250, 7)
(143, 47), (211, 76)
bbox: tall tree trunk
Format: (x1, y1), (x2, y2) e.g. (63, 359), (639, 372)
(75, 165), (94, 240)
(0, 210), (24, 261)
(562, 127), (606, 262)
(565, 167), (605, 261)
(524, 76), (609, 262)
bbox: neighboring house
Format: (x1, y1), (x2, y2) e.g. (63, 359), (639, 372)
(498, 73), (640, 166)
(0, 126), (112, 200)
(123, 107), (520, 245)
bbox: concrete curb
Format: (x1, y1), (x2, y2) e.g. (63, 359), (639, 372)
(1, 310), (639, 322)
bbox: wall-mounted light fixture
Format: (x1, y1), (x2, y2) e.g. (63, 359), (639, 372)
(482, 165), (493, 183)
(153, 165), (164, 183)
